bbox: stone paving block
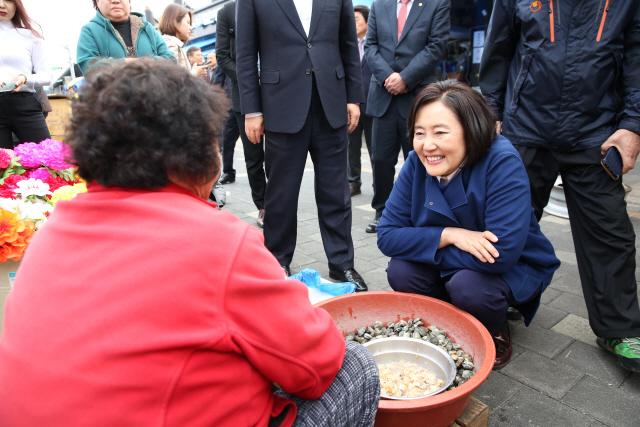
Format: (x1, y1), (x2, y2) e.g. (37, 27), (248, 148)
(290, 252), (318, 269)
(550, 313), (598, 348)
(304, 232), (323, 243)
(588, 420), (608, 427)
(529, 305), (567, 329)
(352, 239), (371, 249)
(369, 256), (391, 269)
(500, 352), (583, 399)
(302, 261), (330, 278)
(563, 375), (640, 427)
(554, 249), (578, 266)
(351, 243), (385, 260)
(490, 385), (594, 427)
(619, 373), (640, 397)
(547, 292), (590, 319)
(548, 267), (584, 297)
(295, 240), (326, 256)
(472, 371), (523, 414)
(295, 223), (319, 236)
(539, 287), (563, 305)
(556, 340), (631, 387)
(511, 323), (574, 358)
(296, 211), (318, 222)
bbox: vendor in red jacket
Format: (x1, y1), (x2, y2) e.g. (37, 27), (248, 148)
(0, 59), (380, 427)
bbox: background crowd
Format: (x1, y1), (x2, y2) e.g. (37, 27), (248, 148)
(0, 0), (639, 425)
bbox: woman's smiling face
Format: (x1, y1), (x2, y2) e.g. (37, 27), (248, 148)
(413, 100), (467, 177)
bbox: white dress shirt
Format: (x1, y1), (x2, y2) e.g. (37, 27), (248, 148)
(293, 0), (313, 37)
(0, 20), (52, 93)
(397, 0), (414, 18)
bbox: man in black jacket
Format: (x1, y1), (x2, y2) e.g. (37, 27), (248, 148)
(216, 0), (266, 228)
(480, 0), (640, 372)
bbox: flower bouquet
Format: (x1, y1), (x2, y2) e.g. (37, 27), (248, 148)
(0, 139), (86, 263)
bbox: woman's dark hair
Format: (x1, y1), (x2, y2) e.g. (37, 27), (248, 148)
(10, 0), (43, 38)
(68, 59), (229, 189)
(159, 4), (193, 43)
(354, 5), (370, 22)
(407, 81), (496, 167)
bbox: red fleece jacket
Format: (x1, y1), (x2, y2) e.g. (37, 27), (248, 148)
(0, 184), (345, 427)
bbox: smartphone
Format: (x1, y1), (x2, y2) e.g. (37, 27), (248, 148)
(0, 82), (17, 93)
(601, 146), (623, 180)
(202, 60), (212, 67)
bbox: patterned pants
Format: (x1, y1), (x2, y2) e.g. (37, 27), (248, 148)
(276, 342), (380, 427)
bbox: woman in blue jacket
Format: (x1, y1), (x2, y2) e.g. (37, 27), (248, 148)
(377, 81), (560, 369)
(77, 0), (175, 75)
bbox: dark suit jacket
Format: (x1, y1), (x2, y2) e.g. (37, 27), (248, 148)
(364, 0), (450, 119)
(212, 65), (234, 109)
(236, 0), (364, 133)
(377, 136), (560, 324)
(216, 1), (241, 112)
(361, 54), (372, 117)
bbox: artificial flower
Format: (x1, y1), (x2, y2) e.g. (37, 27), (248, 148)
(0, 211), (35, 262)
(39, 139), (74, 170)
(13, 179), (52, 198)
(51, 185), (84, 205)
(44, 176), (72, 193)
(0, 150), (11, 169)
(0, 175), (26, 199)
(27, 168), (53, 181)
(0, 209), (23, 245)
(13, 142), (42, 169)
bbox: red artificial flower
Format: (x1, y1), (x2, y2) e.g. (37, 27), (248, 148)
(0, 150), (11, 169)
(0, 175), (27, 199)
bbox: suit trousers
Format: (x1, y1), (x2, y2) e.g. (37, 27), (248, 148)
(235, 112), (266, 210)
(386, 258), (539, 335)
(221, 110), (240, 176)
(0, 92), (51, 148)
(347, 114), (373, 189)
(264, 79), (354, 271)
(516, 145), (640, 338)
(370, 97), (412, 217)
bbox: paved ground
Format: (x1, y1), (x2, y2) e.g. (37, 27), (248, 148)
(223, 143), (640, 427)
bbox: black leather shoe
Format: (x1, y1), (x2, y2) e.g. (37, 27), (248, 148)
(329, 268), (368, 292)
(365, 218), (380, 233)
(493, 322), (513, 370)
(350, 186), (361, 197)
(282, 265), (292, 277)
(219, 173), (235, 184)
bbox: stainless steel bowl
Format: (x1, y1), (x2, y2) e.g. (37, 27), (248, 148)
(363, 337), (457, 400)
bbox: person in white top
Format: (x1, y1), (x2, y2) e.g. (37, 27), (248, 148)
(0, 0), (52, 148)
(159, 3), (206, 78)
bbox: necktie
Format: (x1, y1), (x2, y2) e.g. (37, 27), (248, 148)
(397, 0), (410, 41)
(358, 39), (365, 61)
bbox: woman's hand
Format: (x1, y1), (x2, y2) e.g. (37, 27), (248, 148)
(192, 64), (208, 78)
(10, 75), (27, 92)
(440, 228), (500, 263)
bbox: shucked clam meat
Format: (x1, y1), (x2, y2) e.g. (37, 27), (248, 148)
(346, 318), (476, 390)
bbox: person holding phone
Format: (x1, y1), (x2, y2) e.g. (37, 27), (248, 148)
(480, 1), (640, 372)
(159, 4), (207, 79)
(0, 0), (52, 148)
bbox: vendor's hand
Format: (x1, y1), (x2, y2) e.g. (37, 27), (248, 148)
(347, 103), (360, 134)
(601, 129), (640, 175)
(9, 75), (27, 92)
(441, 228), (499, 263)
(384, 72), (407, 96)
(124, 58), (139, 63)
(245, 115), (264, 144)
(496, 121), (502, 135)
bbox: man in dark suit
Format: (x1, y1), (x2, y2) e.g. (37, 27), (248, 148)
(216, 1), (267, 227)
(347, 4), (374, 197)
(363, 0), (450, 233)
(237, 0), (368, 290)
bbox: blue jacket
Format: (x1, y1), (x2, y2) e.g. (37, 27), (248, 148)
(377, 136), (560, 324)
(479, 1), (640, 151)
(364, 0), (450, 118)
(77, 11), (175, 74)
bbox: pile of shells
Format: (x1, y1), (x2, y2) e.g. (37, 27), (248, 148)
(345, 318), (476, 390)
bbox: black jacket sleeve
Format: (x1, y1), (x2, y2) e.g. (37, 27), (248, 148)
(618, 5), (640, 135)
(479, 0), (519, 121)
(216, 2), (237, 82)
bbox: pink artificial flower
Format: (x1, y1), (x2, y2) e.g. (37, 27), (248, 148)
(39, 139), (74, 171)
(0, 150), (10, 169)
(28, 169), (53, 181)
(13, 142), (42, 169)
